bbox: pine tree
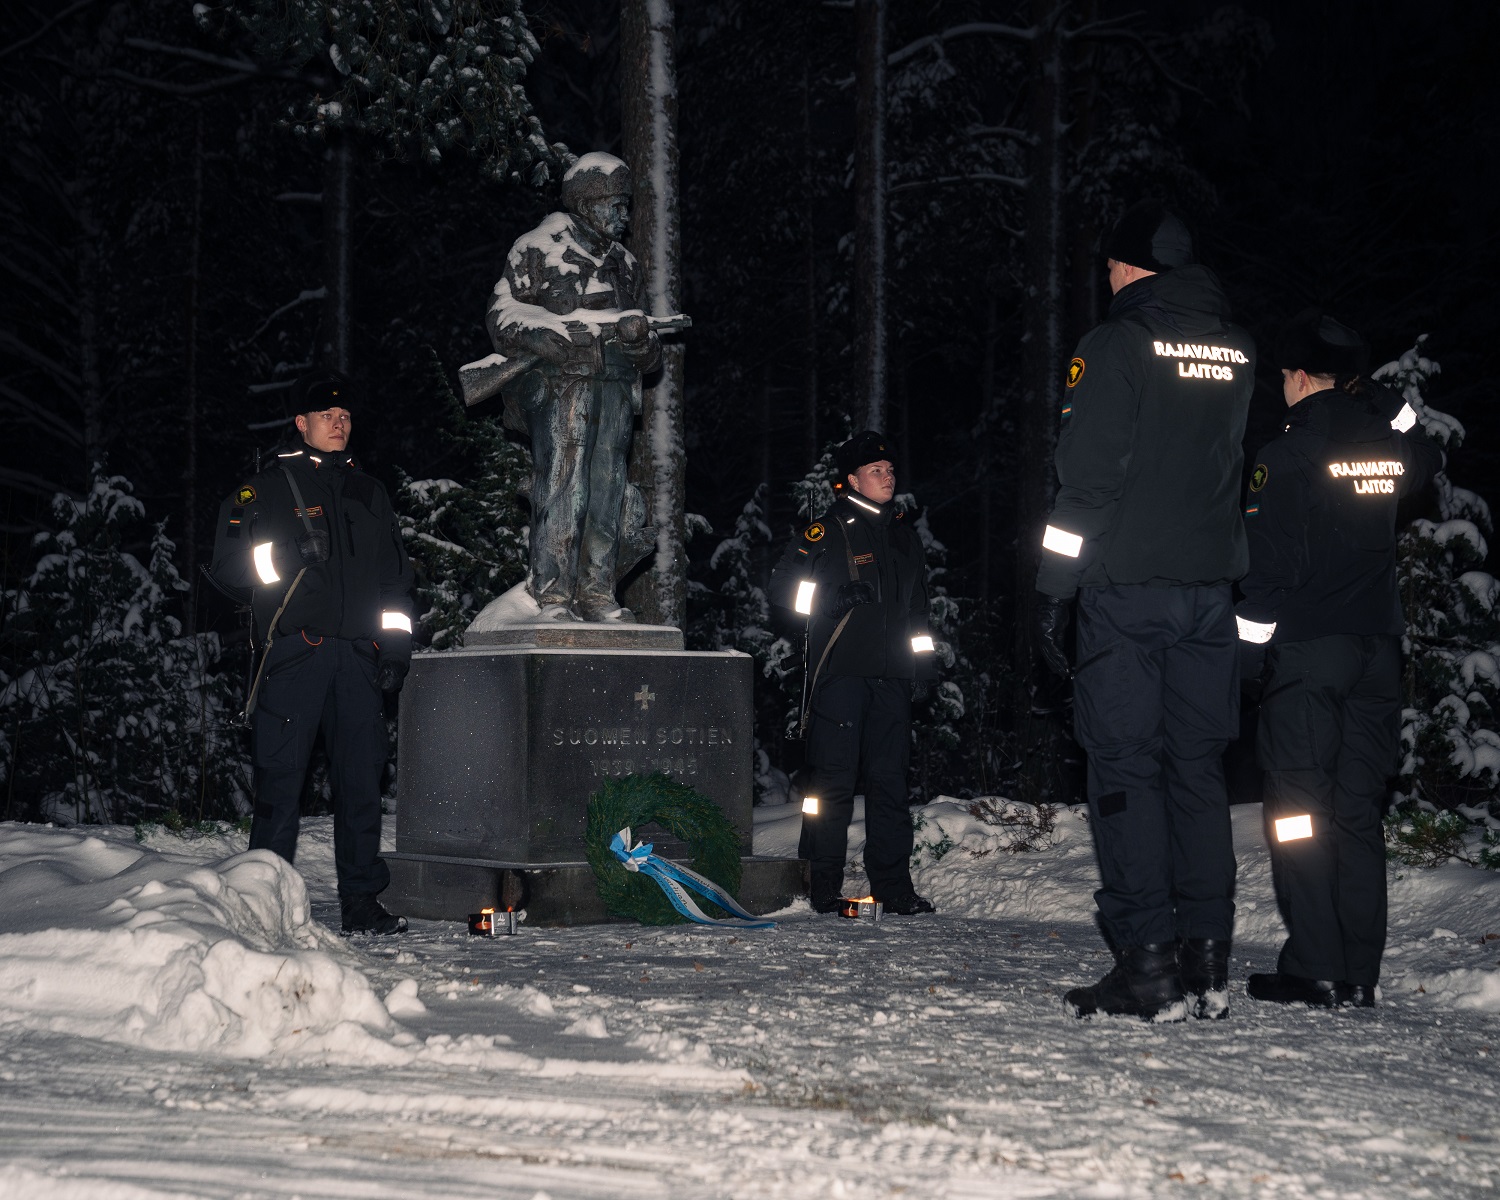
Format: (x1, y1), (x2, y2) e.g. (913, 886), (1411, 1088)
(395, 368), (531, 649)
(0, 468), (249, 825)
(1382, 340), (1500, 861)
(197, 0), (564, 185)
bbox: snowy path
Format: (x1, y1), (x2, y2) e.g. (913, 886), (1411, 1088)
(1, 805), (1496, 1199)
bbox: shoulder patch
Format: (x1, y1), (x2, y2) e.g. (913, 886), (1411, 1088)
(804, 522), (825, 542)
(1249, 464), (1269, 492)
(1066, 358), (1085, 388)
(236, 485), (256, 505)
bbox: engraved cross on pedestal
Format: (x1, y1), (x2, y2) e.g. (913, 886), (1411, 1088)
(633, 684), (656, 711)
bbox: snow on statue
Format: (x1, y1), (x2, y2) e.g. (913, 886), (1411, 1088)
(459, 152), (689, 626)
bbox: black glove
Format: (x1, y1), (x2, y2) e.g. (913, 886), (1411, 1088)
(1034, 591), (1073, 679)
(376, 660), (409, 694)
(911, 679), (931, 704)
(825, 580), (876, 619)
(296, 529), (331, 566)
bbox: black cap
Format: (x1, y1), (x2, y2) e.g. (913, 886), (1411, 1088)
(1105, 201), (1194, 273)
(293, 372), (355, 413)
(836, 430), (894, 480)
(1274, 308), (1369, 377)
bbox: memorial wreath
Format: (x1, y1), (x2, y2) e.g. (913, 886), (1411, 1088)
(585, 773), (744, 925)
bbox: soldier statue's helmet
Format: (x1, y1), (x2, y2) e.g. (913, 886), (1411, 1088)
(1274, 308), (1370, 378)
(561, 152), (633, 215)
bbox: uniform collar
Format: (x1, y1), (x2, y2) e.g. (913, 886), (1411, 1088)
(277, 443), (355, 470)
(839, 488), (894, 527)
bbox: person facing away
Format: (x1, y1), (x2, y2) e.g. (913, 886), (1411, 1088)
(211, 374), (414, 935)
(1238, 309), (1441, 1010)
(1033, 201), (1254, 1022)
(769, 431), (939, 916)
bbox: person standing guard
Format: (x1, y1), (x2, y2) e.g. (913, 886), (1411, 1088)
(1034, 202), (1255, 1021)
(771, 431), (939, 915)
(1238, 310), (1440, 1008)
(212, 374), (415, 935)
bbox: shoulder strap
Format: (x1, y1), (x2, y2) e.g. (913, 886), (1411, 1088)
(281, 464), (317, 535)
(798, 514), (863, 737)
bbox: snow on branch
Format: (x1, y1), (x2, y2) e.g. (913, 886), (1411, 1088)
(891, 173), (1029, 195)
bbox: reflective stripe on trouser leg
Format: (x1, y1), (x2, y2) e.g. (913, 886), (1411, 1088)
(1258, 634), (1399, 986)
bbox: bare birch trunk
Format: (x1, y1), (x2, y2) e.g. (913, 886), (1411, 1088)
(321, 136), (353, 376)
(853, 0), (886, 433)
(621, 0), (686, 628)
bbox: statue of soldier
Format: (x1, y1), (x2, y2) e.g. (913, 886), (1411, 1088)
(487, 152), (662, 623)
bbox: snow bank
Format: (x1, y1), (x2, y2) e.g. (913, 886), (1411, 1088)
(0, 825), (405, 1063)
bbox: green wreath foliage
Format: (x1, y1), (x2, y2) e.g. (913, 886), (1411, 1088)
(585, 773), (744, 925)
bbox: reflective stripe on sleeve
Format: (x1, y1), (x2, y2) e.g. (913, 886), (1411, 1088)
(1236, 615), (1276, 644)
(794, 580), (816, 615)
(381, 611), (413, 633)
(1041, 524), (1083, 558)
(1274, 814), (1313, 842)
(1390, 402), (1417, 432)
(253, 542), (280, 585)
(911, 635), (935, 653)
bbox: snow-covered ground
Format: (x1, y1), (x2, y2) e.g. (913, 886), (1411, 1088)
(0, 799), (1496, 1199)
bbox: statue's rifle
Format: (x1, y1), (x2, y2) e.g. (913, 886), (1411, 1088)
(458, 313), (691, 410)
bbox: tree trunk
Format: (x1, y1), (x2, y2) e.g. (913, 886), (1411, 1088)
(801, 18), (820, 471)
(1013, 0), (1069, 801)
(853, 0), (886, 433)
(183, 108), (204, 635)
(76, 196), (104, 476)
(621, 0), (686, 628)
(321, 135), (353, 376)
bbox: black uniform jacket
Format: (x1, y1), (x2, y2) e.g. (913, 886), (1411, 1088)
(769, 491), (936, 682)
(211, 444), (415, 665)
(1237, 385), (1441, 644)
(1038, 265), (1255, 599)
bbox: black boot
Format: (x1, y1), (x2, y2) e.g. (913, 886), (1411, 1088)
(341, 895), (408, 935)
(1179, 937), (1230, 1020)
(878, 888), (936, 915)
(1336, 982), (1377, 1008)
(1246, 972), (1337, 1008)
(808, 868), (844, 914)
(1065, 943), (1188, 1023)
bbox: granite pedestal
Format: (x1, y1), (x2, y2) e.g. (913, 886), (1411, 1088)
(385, 643), (803, 925)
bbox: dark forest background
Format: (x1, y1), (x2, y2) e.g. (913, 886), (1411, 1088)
(2, 0), (1497, 822)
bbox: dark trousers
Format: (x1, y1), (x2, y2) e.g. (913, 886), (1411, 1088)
(250, 634), (391, 900)
(1258, 634), (1400, 986)
(800, 676), (915, 900)
(1073, 584), (1239, 947)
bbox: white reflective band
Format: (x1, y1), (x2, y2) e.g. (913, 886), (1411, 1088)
(1042, 524), (1083, 558)
(381, 611), (413, 633)
(802, 796), (820, 815)
(253, 542), (280, 585)
(911, 635), (935, 653)
(1391, 403), (1417, 432)
(1236, 616), (1276, 644)
(1275, 814), (1313, 842)
(847, 493), (881, 515)
(794, 580), (816, 615)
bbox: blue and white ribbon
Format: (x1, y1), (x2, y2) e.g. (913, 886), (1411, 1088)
(609, 827), (776, 930)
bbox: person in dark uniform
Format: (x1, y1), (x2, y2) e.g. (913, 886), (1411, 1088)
(211, 375), (415, 935)
(1034, 202), (1255, 1021)
(770, 431), (939, 915)
(1238, 310), (1440, 1008)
